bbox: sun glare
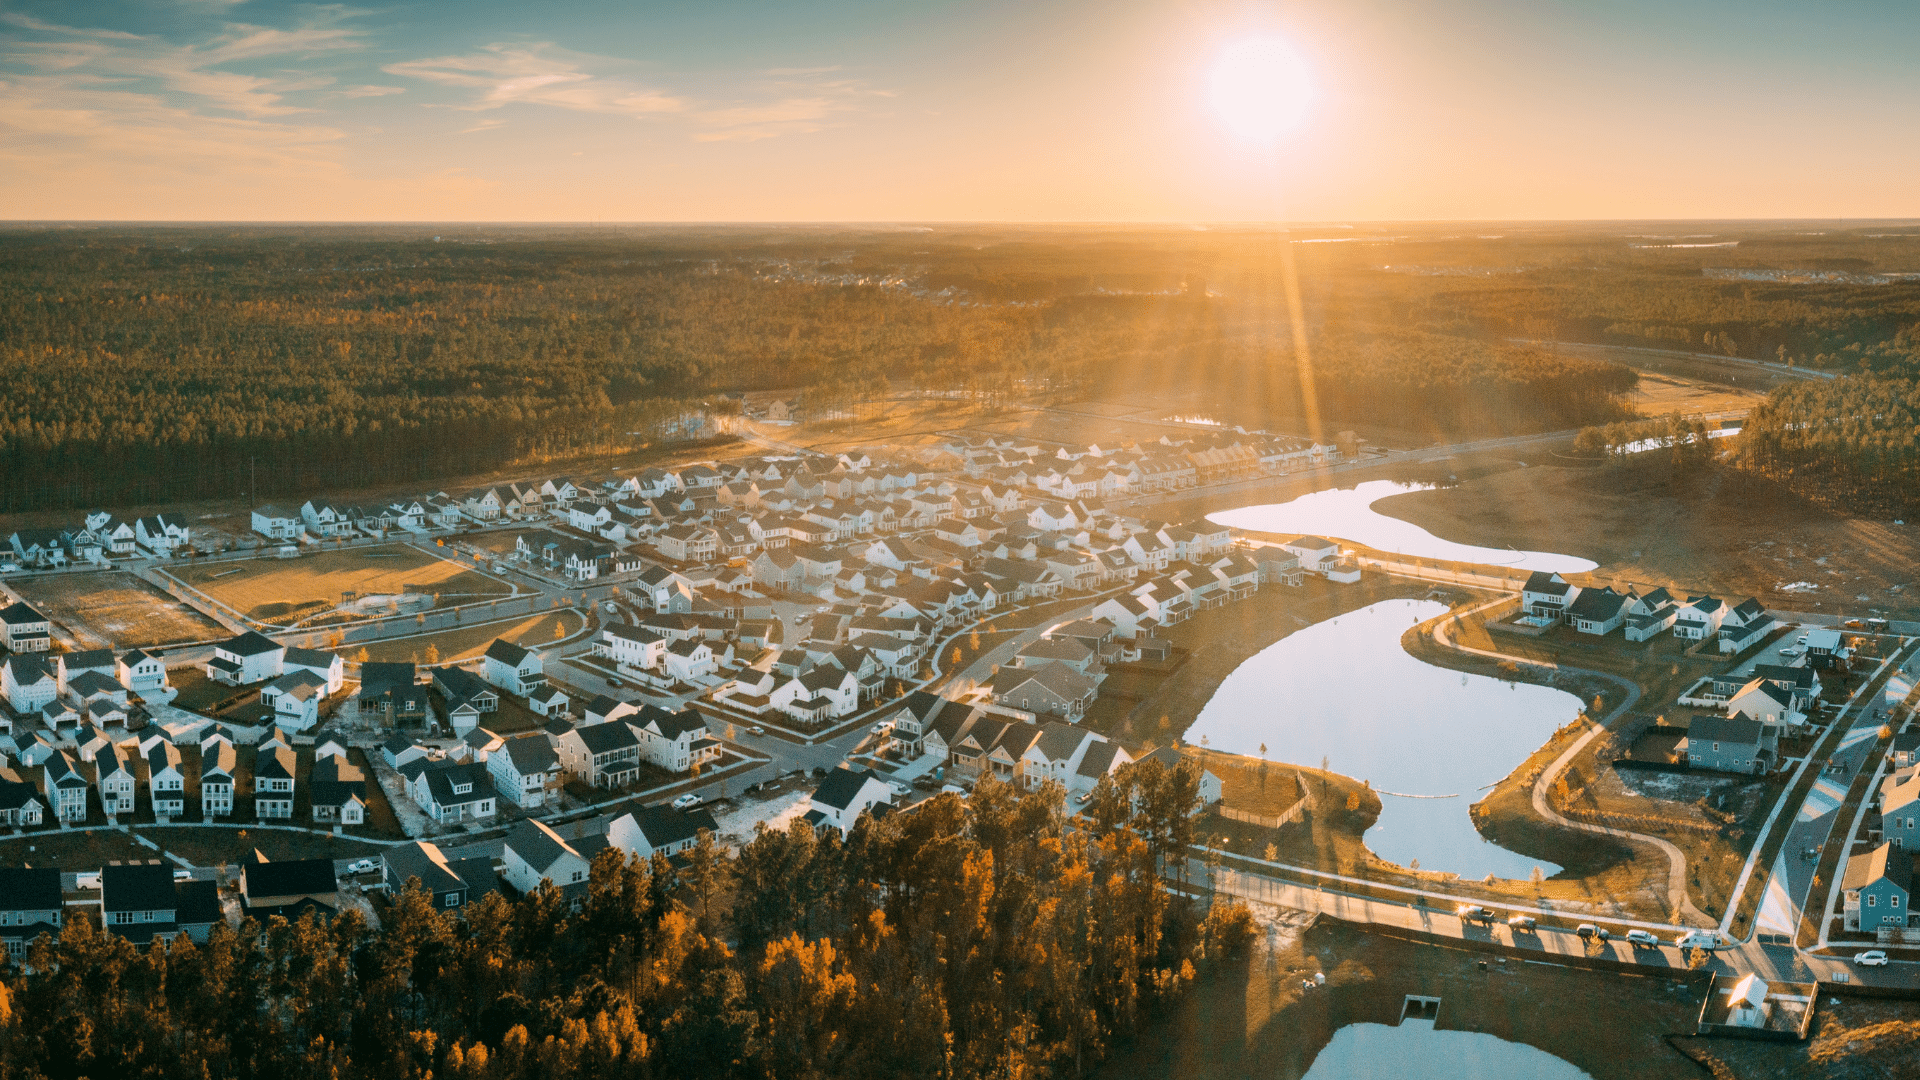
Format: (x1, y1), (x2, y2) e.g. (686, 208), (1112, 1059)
(1208, 37), (1313, 144)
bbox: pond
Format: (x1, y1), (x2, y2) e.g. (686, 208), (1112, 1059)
(1205, 480), (1597, 573)
(1187, 598), (1576, 880)
(1303, 1020), (1593, 1080)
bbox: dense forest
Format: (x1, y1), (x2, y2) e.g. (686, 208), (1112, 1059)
(0, 766), (1259, 1080)
(1737, 376), (1920, 516)
(4, 221), (1918, 511)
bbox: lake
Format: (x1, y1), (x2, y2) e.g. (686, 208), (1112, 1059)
(1303, 1020), (1593, 1080)
(1206, 480), (1598, 573)
(1187, 598), (1576, 880)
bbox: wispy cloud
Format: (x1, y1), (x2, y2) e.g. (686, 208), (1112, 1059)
(385, 43), (684, 119)
(338, 84), (403, 97)
(385, 42), (891, 141)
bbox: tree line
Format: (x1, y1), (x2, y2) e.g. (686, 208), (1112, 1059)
(0, 761), (1258, 1080)
(1736, 375), (1920, 516)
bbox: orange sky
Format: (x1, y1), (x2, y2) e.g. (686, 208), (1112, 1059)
(4, 0), (1918, 221)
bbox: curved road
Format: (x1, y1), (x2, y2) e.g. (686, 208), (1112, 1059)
(1430, 594), (1715, 928)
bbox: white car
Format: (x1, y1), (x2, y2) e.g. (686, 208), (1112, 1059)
(1855, 949), (1890, 967)
(1675, 930), (1724, 951)
(748, 725), (766, 736)
(345, 859), (377, 875)
(75, 872), (101, 890)
(671, 793), (703, 810)
(888, 781), (910, 797)
(870, 722), (892, 735)
(1507, 915), (1536, 931)
(173, 868), (194, 881)
(1625, 929), (1660, 948)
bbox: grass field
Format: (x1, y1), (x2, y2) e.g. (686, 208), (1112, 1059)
(353, 609), (584, 665)
(175, 545), (512, 624)
(13, 570), (225, 648)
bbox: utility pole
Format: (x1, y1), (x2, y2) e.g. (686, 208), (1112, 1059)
(250, 456), (256, 508)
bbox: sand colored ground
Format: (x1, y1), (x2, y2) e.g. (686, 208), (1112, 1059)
(175, 544), (511, 624)
(14, 570), (225, 648)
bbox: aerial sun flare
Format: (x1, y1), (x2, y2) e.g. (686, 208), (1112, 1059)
(1208, 36), (1315, 144)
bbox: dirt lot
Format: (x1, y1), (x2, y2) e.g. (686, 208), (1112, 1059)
(353, 609), (584, 665)
(12, 570), (225, 648)
(1376, 455), (1920, 620)
(173, 544), (512, 625)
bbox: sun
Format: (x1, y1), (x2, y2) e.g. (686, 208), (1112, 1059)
(1208, 37), (1314, 145)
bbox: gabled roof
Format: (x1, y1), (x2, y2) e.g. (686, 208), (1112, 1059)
(812, 766), (886, 810)
(506, 819), (581, 873)
(1076, 740), (1124, 778)
(1842, 842), (1912, 894)
(1685, 712), (1768, 745)
(1566, 587), (1628, 621)
(1522, 571), (1570, 596)
(220, 630), (284, 658)
(500, 734), (559, 774)
(1284, 535), (1337, 552)
(484, 638), (533, 666)
(573, 721), (641, 755)
(386, 841), (468, 896)
(622, 805), (719, 851)
(244, 858), (337, 898)
(0, 601), (46, 624)
(0, 867), (61, 911)
(102, 863), (178, 914)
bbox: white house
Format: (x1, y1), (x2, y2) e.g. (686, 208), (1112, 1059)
(200, 742), (237, 818)
(251, 505), (301, 540)
(147, 741), (188, 818)
(2, 655), (61, 713)
(609, 805), (719, 860)
(770, 666), (861, 721)
(283, 647), (346, 694)
(482, 638), (546, 695)
(259, 670), (328, 731)
(630, 706), (720, 773)
(96, 741), (137, 816)
(116, 649), (168, 693)
(596, 623), (668, 670)
(802, 767), (893, 836)
(207, 631), (286, 686)
(502, 820), (594, 906)
(1565, 587), (1629, 636)
(0, 602), (51, 653)
(1718, 598), (1774, 654)
(1280, 536), (1340, 573)
(1521, 571), (1580, 622)
(488, 734), (561, 810)
(1673, 596), (1726, 641)
(663, 639), (717, 683)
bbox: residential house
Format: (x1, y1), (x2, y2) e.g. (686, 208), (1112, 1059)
(770, 665), (861, 722)
(1566, 587), (1630, 636)
(1281, 536), (1340, 573)
(1681, 713), (1778, 775)
(802, 767), (893, 836)
(406, 760), (494, 823)
(384, 840), (500, 913)
(101, 863), (187, 948)
(1718, 598), (1775, 654)
(630, 706), (720, 773)
(1137, 746), (1225, 807)
(596, 623), (668, 670)
(503, 820), (596, 906)
(528, 685), (571, 719)
(1842, 843), (1913, 931)
(146, 741), (187, 818)
(489, 734), (562, 809)
(96, 741), (136, 816)
(260, 670), (328, 732)
(1673, 596), (1727, 641)
(42, 751), (88, 822)
(432, 665), (500, 734)
(1727, 678), (1805, 728)
(0, 602), (51, 653)
(0, 769), (47, 827)
(1520, 571), (1580, 622)
(1882, 768), (1920, 851)
(0, 867), (62, 960)
(200, 740), (237, 818)
(608, 804), (721, 860)
(250, 505), (301, 539)
(663, 638), (717, 683)
(283, 647), (346, 693)
(240, 858), (338, 923)
(482, 638), (546, 695)
(116, 649), (168, 693)
(990, 664), (1100, 721)
(1804, 627), (1852, 670)
(358, 662), (428, 726)
(254, 743), (297, 819)
(207, 630), (286, 685)
(310, 749), (368, 825)
(3, 655), (61, 713)
(1623, 587), (1679, 642)
(556, 721), (644, 787)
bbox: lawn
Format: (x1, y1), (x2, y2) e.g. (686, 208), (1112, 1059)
(174, 544), (512, 624)
(13, 570), (225, 648)
(351, 609), (585, 665)
(138, 826), (388, 870)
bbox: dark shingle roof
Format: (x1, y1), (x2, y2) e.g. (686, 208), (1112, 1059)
(103, 863), (179, 914)
(221, 630), (284, 657)
(244, 858), (337, 898)
(811, 767), (884, 811)
(0, 867), (61, 911)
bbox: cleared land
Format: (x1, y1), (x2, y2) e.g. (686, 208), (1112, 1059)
(12, 570), (225, 648)
(1376, 456), (1920, 619)
(175, 545), (512, 625)
(353, 609), (584, 665)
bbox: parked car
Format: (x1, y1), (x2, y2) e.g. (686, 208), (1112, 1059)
(173, 868), (194, 881)
(748, 725), (766, 736)
(1456, 904), (1495, 923)
(1506, 915), (1536, 931)
(887, 781), (910, 797)
(1576, 923), (1609, 941)
(345, 859), (377, 875)
(75, 872), (101, 890)
(1075, 791), (1094, 804)
(671, 793), (703, 810)
(1854, 950), (1890, 967)
(870, 722), (892, 735)
(1675, 930), (1723, 951)
(604, 601), (619, 614)
(1625, 930), (1660, 948)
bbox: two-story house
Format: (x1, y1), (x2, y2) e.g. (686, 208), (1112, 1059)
(254, 743), (297, 819)
(482, 638), (546, 696)
(555, 721), (643, 788)
(410, 760), (497, 823)
(1842, 842), (1913, 931)
(116, 648), (169, 693)
(489, 734), (562, 810)
(502, 820), (598, 908)
(200, 737), (237, 818)
(207, 630), (286, 686)
(146, 741), (188, 818)
(0, 867), (63, 960)
(0, 601), (51, 653)
(630, 706), (720, 773)
(801, 767), (893, 837)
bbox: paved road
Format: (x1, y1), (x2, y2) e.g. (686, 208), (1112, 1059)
(1200, 859), (1918, 990)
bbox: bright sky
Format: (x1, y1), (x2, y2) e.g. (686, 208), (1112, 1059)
(4, 0), (1918, 221)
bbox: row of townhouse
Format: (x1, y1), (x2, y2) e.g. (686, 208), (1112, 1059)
(547, 702), (723, 787)
(0, 635), (174, 731)
(0, 725), (343, 825)
(952, 430), (1337, 496)
(498, 799), (720, 908)
(7, 513), (191, 569)
(1522, 573), (1790, 657)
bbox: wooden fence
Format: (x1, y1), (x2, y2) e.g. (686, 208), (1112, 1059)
(1218, 772), (1316, 829)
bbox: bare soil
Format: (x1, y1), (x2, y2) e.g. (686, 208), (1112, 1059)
(1376, 456), (1920, 620)
(13, 570), (225, 648)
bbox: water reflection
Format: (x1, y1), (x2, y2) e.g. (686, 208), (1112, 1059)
(1187, 599), (1571, 879)
(1303, 1020), (1593, 1080)
(1206, 480), (1597, 573)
